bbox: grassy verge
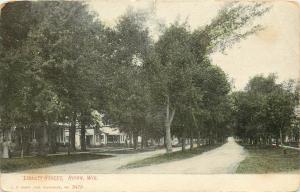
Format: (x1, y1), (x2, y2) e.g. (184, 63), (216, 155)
(103, 147), (162, 154)
(120, 144), (222, 169)
(236, 145), (300, 173)
(1, 153), (113, 173)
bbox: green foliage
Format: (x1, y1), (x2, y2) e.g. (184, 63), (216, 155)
(0, 1), (107, 152)
(232, 74), (299, 144)
(151, 22), (233, 143)
(203, 2), (271, 53)
(0, 1), (271, 154)
(102, 9), (153, 142)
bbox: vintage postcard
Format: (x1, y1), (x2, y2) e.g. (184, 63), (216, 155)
(0, 0), (299, 191)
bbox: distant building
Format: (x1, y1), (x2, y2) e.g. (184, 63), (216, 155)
(59, 125), (129, 148)
(99, 126), (128, 145)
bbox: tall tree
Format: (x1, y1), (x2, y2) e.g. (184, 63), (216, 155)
(25, 1), (107, 151)
(0, 1), (108, 153)
(232, 75), (299, 145)
(150, 2), (269, 153)
(103, 9), (152, 149)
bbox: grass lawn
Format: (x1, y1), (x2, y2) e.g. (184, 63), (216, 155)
(104, 147), (162, 154)
(1, 153), (113, 173)
(236, 145), (300, 173)
(120, 144), (222, 169)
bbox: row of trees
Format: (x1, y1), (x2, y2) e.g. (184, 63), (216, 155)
(232, 74), (299, 145)
(0, 1), (270, 157)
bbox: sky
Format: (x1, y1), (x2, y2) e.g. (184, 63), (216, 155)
(88, 0), (299, 90)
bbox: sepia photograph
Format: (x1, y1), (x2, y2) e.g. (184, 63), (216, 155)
(0, 0), (299, 191)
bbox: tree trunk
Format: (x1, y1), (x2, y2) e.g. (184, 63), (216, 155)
(181, 138), (185, 151)
(165, 96), (175, 153)
(129, 133), (133, 148)
(20, 132), (24, 158)
(190, 128), (193, 151)
(23, 127), (31, 156)
(80, 121), (86, 151)
(2, 141), (9, 158)
(133, 133), (138, 150)
(49, 123), (57, 154)
(197, 131), (201, 148)
(141, 128), (144, 150)
(181, 130), (186, 152)
(17, 126), (24, 158)
(38, 125), (48, 156)
(279, 128), (283, 145)
(299, 127), (300, 148)
(125, 136), (128, 147)
(2, 129), (10, 158)
(165, 121), (172, 153)
(191, 109), (198, 149)
(69, 113), (76, 152)
(15, 127), (22, 149)
(208, 130), (213, 145)
(145, 135), (149, 147)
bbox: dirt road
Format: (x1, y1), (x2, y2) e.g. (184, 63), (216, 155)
(21, 147), (184, 174)
(120, 137), (246, 174)
(21, 137), (246, 174)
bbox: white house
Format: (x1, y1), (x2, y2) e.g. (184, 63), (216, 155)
(99, 126), (127, 145)
(63, 128), (97, 147)
(61, 125), (128, 148)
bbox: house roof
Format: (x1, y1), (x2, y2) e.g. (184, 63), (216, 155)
(100, 126), (125, 136)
